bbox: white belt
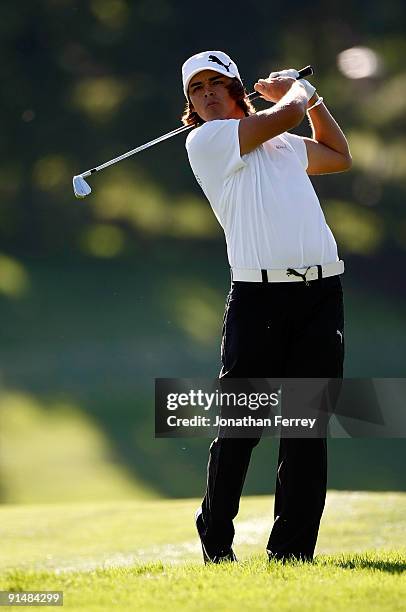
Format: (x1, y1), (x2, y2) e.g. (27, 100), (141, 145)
(231, 260), (344, 284)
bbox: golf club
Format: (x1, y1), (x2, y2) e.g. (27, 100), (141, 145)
(73, 65), (314, 199)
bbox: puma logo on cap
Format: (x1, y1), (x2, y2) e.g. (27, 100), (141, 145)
(208, 55), (232, 72)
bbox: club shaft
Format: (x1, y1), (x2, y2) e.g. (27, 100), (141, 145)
(78, 65), (314, 179)
(80, 124), (193, 178)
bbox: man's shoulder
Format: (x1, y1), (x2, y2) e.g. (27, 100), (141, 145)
(186, 118), (240, 151)
(185, 122), (209, 149)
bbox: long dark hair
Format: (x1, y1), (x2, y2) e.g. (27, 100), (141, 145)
(181, 77), (256, 126)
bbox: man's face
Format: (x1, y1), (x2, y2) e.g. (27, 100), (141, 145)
(188, 69), (244, 122)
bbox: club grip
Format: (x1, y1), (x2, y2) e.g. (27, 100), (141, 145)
(247, 65), (314, 101)
(297, 65), (314, 79)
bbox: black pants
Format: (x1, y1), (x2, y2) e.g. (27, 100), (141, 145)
(200, 275), (344, 560)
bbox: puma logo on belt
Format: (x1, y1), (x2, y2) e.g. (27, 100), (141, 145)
(286, 266), (311, 286)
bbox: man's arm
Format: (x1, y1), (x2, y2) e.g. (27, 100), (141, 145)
(239, 78), (308, 156)
(303, 94), (352, 174)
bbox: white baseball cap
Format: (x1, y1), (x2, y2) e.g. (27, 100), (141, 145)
(182, 50), (242, 99)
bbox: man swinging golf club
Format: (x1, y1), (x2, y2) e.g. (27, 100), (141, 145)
(181, 50), (352, 564)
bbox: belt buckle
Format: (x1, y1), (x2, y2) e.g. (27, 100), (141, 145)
(306, 267), (319, 282)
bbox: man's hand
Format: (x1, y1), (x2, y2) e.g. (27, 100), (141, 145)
(254, 76), (298, 103)
(259, 68), (316, 102)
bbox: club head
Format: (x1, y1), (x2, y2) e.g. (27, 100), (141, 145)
(73, 175), (92, 199)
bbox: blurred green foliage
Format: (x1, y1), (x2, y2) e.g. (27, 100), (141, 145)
(0, 0), (405, 268)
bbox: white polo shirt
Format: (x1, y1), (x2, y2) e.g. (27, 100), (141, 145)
(186, 118), (339, 269)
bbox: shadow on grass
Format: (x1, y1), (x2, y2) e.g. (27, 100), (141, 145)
(329, 556), (406, 574)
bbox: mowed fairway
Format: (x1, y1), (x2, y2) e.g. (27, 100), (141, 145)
(1, 492), (405, 611)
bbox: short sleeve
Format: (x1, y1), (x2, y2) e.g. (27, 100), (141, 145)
(186, 119), (246, 193)
(282, 132), (308, 170)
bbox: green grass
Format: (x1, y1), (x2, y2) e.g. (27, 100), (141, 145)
(2, 553), (405, 612)
(0, 492), (405, 611)
(0, 254), (405, 504)
(1, 378), (406, 506)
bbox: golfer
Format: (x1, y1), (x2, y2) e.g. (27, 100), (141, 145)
(181, 51), (352, 564)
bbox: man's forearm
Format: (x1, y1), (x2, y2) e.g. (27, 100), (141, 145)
(275, 81), (308, 115)
(240, 79), (309, 155)
(306, 94), (351, 158)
